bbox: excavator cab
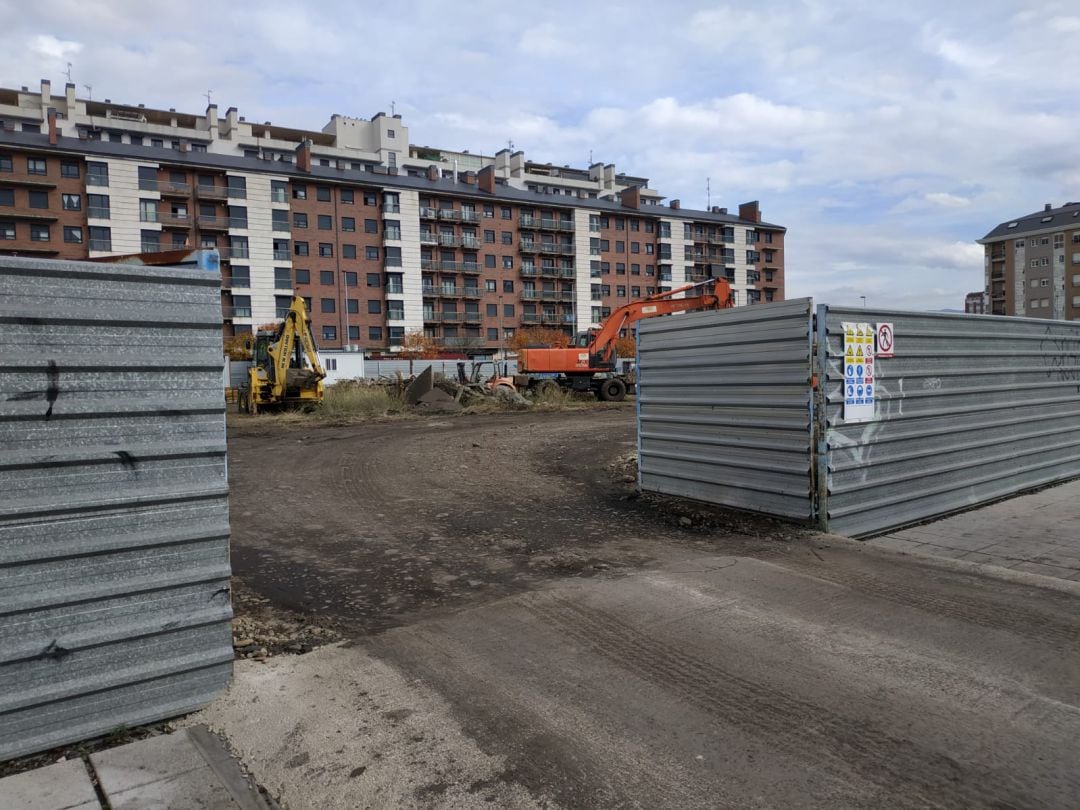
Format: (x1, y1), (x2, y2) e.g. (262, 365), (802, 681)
(241, 297), (326, 414)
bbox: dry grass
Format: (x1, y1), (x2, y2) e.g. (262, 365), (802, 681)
(319, 383), (407, 420)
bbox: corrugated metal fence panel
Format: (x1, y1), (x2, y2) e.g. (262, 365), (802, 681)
(362, 359), (518, 379)
(0, 257), (232, 761)
(821, 306), (1080, 537)
(637, 299), (815, 519)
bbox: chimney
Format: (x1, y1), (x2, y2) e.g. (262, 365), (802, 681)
(670, 199), (680, 210)
(65, 82), (76, 110)
(620, 185), (641, 209)
(739, 200), (761, 223)
(719, 207), (727, 215)
(462, 170), (477, 185)
(47, 107), (58, 145)
(452, 159), (459, 183)
(1045, 203), (1053, 211)
(296, 139), (312, 172)
(40, 79), (51, 106)
(477, 165), (496, 193)
(426, 164), (439, 182)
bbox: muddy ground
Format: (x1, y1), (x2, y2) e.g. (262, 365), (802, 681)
(215, 407), (1080, 809)
(227, 404), (798, 635)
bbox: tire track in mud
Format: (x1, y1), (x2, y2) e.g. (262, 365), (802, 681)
(521, 593), (1067, 809)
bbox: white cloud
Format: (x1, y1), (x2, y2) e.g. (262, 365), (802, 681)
(1050, 15), (1080, 32)
(518, 23), (577, 57)
(924, 192), (971, 208)
(29, 34), (82, 62)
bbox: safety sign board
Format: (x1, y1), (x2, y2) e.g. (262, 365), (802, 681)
(876, 322), (895, 358)
(843, 322), (875, 423)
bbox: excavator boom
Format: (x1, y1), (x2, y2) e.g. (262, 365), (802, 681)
(244, 296), (326, 413)
(520, 278), (733, 374)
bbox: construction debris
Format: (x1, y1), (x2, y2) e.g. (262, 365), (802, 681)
(404, 366), (435, 405)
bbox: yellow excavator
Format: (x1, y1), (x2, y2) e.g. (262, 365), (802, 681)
(239, 296), (326, 414)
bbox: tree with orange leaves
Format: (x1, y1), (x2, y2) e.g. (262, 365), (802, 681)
(614, 335), (636, 359)
(508, 327), (571, 352)
(399, 330), (440, 359)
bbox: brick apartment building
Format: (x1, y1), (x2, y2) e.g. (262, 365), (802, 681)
(978, 201), (1080, 319)
(0, 79), (786, 353)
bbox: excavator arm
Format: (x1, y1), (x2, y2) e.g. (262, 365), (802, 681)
(519, 278), (733, 375)
(584, 278), (733, 368)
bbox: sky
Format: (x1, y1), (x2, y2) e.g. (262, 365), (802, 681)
(2, 0), (1078, 310)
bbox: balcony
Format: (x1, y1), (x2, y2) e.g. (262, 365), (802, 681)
(521, 313), (539, 324)
(540, 243), (574, 255)
(219, 245), (250, 260)
(460, 210), (479, 223)
(384, 228), (402, 240)
(462, 287), (483, 299)
(227, 187), (247, 199)
(198, 215), (229, 231)
(273, 249), (290, 260)
(159, 181), (191, 197)
(386, 283), (404, 294)
(420, 207), (439, 219)
(438, 234), (462, 247)
(159, 212), (192, 228)
(384, 203), (401, 214)
(421, 259), (438, 271)
(87, 206), (111, 220)
(562, 313), (575, 324)
(420, 232), (437, 245)
(540, 313), (562, 325)
(88, 239), (112, 251)
(461, 236), (480, 249)
(223, 305), (252, 318)
(522, 289), (566, 301)
(387, 310), (405, 321)
(463, 311), (482, 323)
(438, 209), (461, 221)
(226, 275), (251, 289)
(195, 184), (228, 200)
(383, 258), (403, 269)
(439, 311), (461, 322)
(271, 190), (287, 204)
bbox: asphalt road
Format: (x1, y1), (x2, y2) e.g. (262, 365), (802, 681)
(215, 409), (1080, 808)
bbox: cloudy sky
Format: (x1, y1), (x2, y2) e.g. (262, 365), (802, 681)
(2, 0), (1077, 309)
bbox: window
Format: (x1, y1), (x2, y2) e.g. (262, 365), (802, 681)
(363, 299), (380, 315)
(630, 242), (640, 254)
(503, 280), (514, 292)
(316, 186), (331, 202)
(485, 254), (497, 268)
(30, 223), (50, 241)
(88, 226), (111, 250)
(319, 270), (334, 286)
(387, 128), (395, 139)
(295, 241), (309, 256)
(27, 158), (47, 175)
(0, 153), (11, 172)
(293, 184), (307, 200)
(484, 230), (496, 243)
(483, 204), (495, 218)
(321, 298), (336, 313)
(319, 243), (334, 257)
(503, 256), (513, 269)
(501, 206), (512, 220)
(504, 304), (515, 317)
(383, 192), (400, 213)
(617, 285), (627, 297)
(384, 220), (401, 239)
(60, 160), (80, 178)
(369, 326), (383, 340)
(486, 280), (497, 292)
(271, 180), (287, 203)
(28, 190), (49, 209)
(366, 273), (381, 287)
(0, 189), (10, 207)
(343, 244), (357, 259)
(366, 246), (379, 260)
(293, 212), (308, 229)
(63, 226), (83, 244)
(136, 166), (156, 190)
(615, 218), (625, 231)
(364, 192), (377, 206)
(385, 246), (402, 266)
(0, 221), (14, 239)
(486, 303), (498, 317)
(230, 266), (252, 288)
(341, 216), (356, 232)
(318, 214), (332, 230)
(501, 231), (513, 245)
(151, 138), (164, 148)
(341, 189), (354, 204)
(362, 219), (378, 235)
(294, 268), (310, 284)
(322, 325), (337, 341)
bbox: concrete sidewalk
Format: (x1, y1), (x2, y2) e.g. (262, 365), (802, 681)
(0, 726), (272, 810)
(867, 478), (1080, 581)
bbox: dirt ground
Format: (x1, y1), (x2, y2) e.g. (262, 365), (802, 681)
(212, 406), (1080, 809)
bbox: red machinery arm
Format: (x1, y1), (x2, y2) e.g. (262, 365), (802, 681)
(585, 278), (733, 368)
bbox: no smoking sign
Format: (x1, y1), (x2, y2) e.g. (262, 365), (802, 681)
(876, 322), (895, 358)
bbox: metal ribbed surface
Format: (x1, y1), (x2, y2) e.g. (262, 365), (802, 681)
(637, 299), (815, 519)
(820, 306), (1080, 537)
(0, 256), (232, 761)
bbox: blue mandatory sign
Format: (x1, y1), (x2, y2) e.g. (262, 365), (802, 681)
(847, 384), (854, 397)
(866, 385), (873, 397)
(846, 364), (854, 376)
(857, 365), (864, 377)
(857, 385), (864, 396)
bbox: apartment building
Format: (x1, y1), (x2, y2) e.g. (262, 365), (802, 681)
(964, 292), (986, 314)
(0, 79), (786, 353)
(978, 202), (1080, 319)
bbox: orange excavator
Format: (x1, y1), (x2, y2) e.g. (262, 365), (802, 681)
(515, 278), (734, 401)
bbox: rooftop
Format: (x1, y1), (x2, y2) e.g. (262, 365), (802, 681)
(979, 201), (1080, 243)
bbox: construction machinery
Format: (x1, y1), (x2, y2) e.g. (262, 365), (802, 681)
(239, 296), (326, 414)
(515, 279), (734, 401)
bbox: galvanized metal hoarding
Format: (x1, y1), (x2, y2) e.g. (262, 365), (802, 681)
(0, 257), (232, 761)
(637, 299), (816, 519)
(819, 306), (1080, 537)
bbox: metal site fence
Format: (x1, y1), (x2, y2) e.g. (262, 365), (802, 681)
(637, 298), (1080, 537)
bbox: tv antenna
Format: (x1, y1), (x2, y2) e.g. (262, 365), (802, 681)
(83, 84), (92, 101)
(64, 62), (73, 83)
(390, 100), (395, 115)
(706, 176), (711, 209)
(205, 89), (213, 107)
(507, 139), (514, 151)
